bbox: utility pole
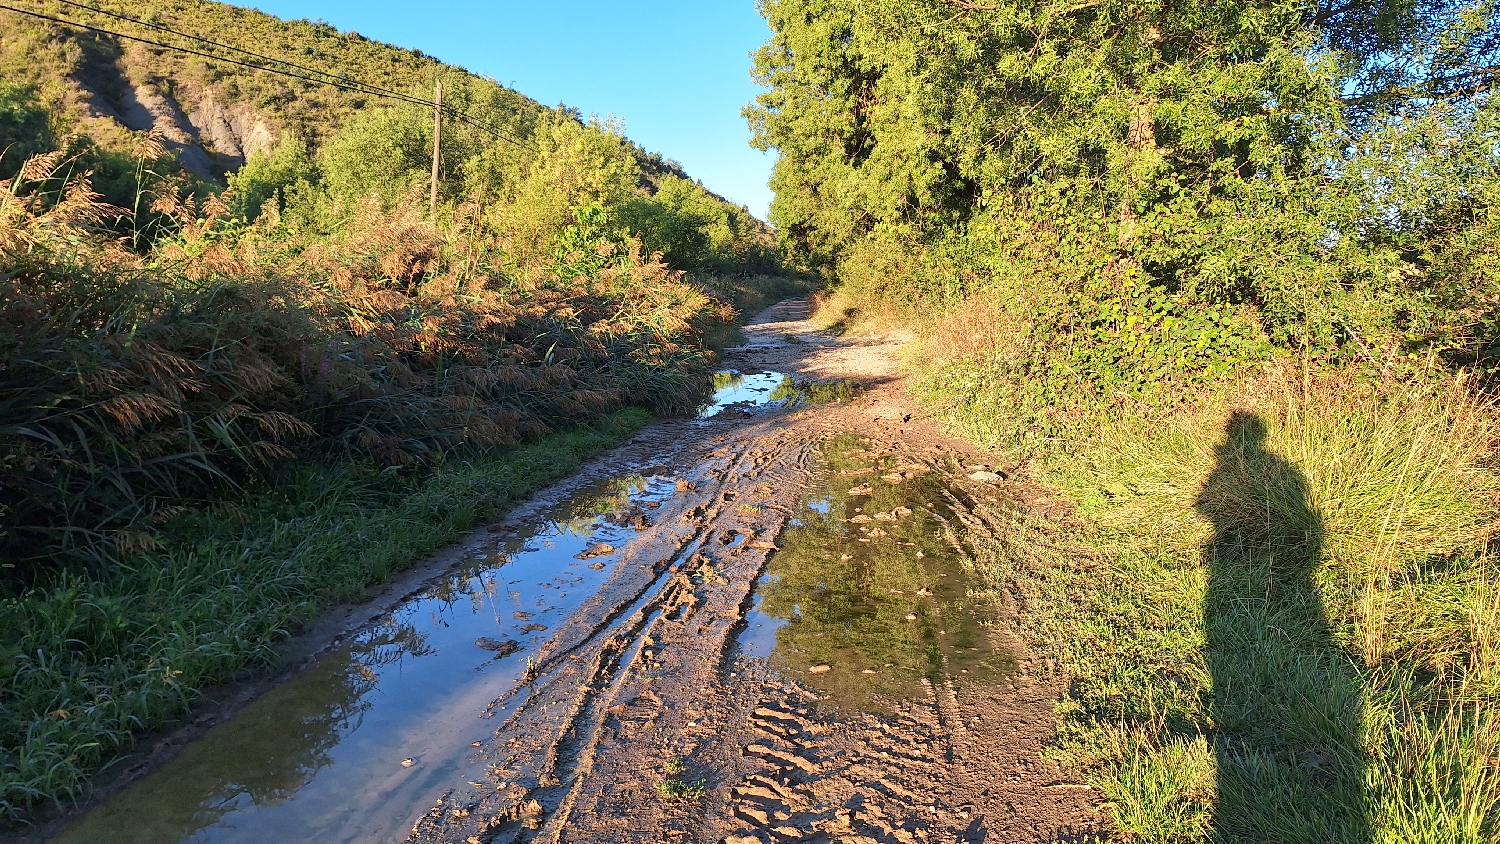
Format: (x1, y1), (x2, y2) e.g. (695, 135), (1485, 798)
(430, 80), (442, 221)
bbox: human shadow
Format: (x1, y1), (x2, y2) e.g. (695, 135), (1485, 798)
(1196, 412), (1368, 842)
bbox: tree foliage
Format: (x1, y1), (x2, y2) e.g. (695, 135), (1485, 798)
(749, 0), (1500, 427)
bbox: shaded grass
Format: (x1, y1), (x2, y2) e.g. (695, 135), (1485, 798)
(0, 409), (648, 821)
(937, 364), (1500, 842)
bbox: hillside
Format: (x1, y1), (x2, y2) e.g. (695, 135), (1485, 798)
(1, 0), (670, 181)
(0, 0), (762, 263)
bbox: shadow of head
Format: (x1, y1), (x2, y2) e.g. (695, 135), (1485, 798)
(1197, 410), (1320, 553)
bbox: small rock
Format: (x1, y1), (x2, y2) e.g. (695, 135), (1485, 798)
(575, 543), (615, 560)
(848, 514), (873, 523)
(808, 664), (832, 674)
(675, 479), (696, 492)
(968, 470), (1003, 483)
(588, 562), (606, 569)
(905, 613), (918, 621)
(471, 741), (482, 747)
(849, 484), (873, 496)
(892, 506), (913, 517)
(862, 669), (877, 674)
(520, 623), (548, 633)
(916, 588), (933, 597)
(401, 758), (415, 768)
(476, 637), (521, 656)
(881, 472), (905, 483)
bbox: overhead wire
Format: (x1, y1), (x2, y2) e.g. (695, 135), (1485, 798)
(0, 0), (536, 149)
(49, 0), (535, 148)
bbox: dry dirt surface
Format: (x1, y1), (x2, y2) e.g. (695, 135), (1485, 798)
(406, 299), (1102, 844)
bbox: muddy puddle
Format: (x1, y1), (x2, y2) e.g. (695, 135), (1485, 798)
(53, 475), (679, 844)
(737, 434), (1015, 713)
(696, 370), (793, 418)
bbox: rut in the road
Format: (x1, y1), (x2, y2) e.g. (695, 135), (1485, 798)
(407, 297), (1100, 844)
(407, 427), (825, 843)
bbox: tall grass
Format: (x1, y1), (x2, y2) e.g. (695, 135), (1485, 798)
(1, 157), (718, 570)
(943, 354), (1500, 841)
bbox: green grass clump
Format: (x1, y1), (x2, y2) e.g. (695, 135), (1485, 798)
(945, 366), (1500, 842)
(653, 758), (707, 801)
(0, 409), (647, 820)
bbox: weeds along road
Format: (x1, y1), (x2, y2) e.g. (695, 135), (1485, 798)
(401, 299), (1099, 844)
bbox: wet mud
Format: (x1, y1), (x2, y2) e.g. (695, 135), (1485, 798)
(48, 299), (1102, 843)
(740, 434), (1016, 716)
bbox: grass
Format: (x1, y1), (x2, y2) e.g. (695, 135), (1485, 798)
(940, 364), (1500, 842)
(0, 409), (649, 821)
(653, 757), (707, 800)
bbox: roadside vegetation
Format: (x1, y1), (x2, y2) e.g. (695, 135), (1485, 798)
(0, 1), (808, 820)
(752, 0), (1500, 839)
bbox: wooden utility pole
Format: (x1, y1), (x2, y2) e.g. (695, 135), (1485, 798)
(430, 80), (442, 220)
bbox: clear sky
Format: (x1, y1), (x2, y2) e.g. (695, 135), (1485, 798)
(242, 0), (777, 220)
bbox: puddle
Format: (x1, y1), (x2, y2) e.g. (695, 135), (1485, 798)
(53, 475), (678, 844)
(738, 435), (1015, 713)
(696, 370), (795, 418)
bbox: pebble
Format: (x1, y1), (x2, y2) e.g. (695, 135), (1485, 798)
(808, 664), (832, 674)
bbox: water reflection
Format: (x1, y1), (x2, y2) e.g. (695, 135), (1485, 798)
(739, 435), (1014, 713)
(55, 476), (674, 844)
(697, 370), (793, 418)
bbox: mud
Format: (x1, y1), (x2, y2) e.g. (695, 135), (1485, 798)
(404, 300), (1102, 844)
(47, 299), (1102, 843)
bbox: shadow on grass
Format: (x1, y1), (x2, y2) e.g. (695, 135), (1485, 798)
(1197, 412), (1368, 842)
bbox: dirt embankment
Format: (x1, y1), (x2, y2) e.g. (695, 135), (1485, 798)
(406, 300), (1102, 844)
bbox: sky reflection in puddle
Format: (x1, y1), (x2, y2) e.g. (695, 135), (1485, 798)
(696, 370), (793, 418)
(54, 476), (677, 844)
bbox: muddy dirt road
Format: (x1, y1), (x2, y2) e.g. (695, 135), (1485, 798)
(51, 300), (1101, 844)
(404, 300), (1100, 844)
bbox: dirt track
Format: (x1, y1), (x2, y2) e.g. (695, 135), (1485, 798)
(405, 300), (1102, 844)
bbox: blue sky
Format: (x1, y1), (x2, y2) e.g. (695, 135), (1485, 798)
(244, 0), (777, 219)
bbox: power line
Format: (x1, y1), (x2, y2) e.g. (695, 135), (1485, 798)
(51, 0), (422, 107)
(49, 0), (535, 147)
(0, 1), (535, 149)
